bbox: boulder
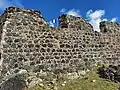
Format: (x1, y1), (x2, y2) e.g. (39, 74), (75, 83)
(0, 74), (26, 90)
(97, 65), (120, 83)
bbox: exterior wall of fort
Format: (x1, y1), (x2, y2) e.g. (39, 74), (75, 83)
(0, 7), (120, 78)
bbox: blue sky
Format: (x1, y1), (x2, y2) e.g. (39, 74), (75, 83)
(0, 0), (120, 31)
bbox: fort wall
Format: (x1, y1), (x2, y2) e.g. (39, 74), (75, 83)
(0, 7), (120, 78)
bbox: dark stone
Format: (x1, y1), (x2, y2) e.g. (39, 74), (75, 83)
(98, 65), (120, 83)
(33, 65), (44, 72)
(48, 43), (53, 48)
(0, 75), (26, 90)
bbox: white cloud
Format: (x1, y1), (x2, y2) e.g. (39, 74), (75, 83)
(89, 10), (105, 20)
(60, 8), (81, 17)
(60, 8), (66, 13)
(86, 10), (105, 32)
(67, 9), (80, 17)
(0, 0), (23, 10)
(49, 21), (54, 27)
(86, 10), (118, 32)
(102, 19), (108, 21)
(111, 17), (117, 22)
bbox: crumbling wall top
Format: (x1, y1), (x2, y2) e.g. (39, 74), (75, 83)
(5, 6), (41, 16)
(100, 21), (120, 33)
(3, 6), (48, 25)
(58, 14), (93, 31)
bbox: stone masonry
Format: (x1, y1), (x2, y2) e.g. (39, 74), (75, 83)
(0, 6), (120, 78)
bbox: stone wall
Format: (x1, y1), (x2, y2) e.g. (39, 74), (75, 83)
(0, 7), (120, 78)
(58, 14), (93, 31)
(100, 21), (120, 65)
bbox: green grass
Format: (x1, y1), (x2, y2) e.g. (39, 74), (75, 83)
(26, 71), (120, 90)
(62, 71), (120, 90)
(26, 84), (45, 90)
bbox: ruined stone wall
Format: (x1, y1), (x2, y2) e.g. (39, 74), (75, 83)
(99, 21), (120, 65)
(0, 7), (48, 75)
(59, 14), (120, 66)
(58, 14), (93, 31)
(0, 7), (120, 78)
